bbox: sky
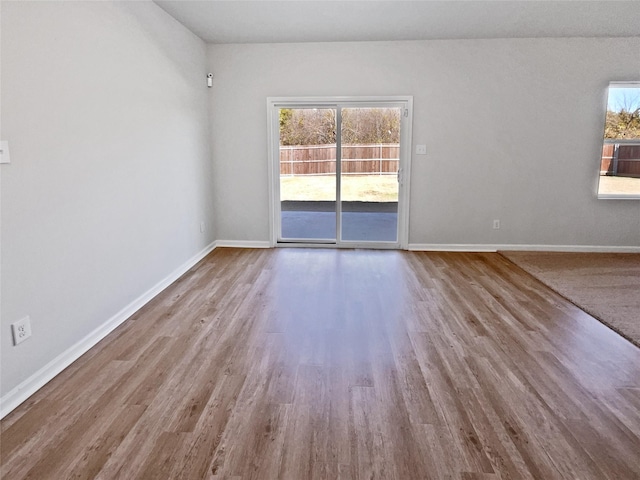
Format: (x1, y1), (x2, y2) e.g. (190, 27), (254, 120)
(608, 85), (640, 112)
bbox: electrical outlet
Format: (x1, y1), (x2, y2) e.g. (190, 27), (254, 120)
(200, 221), (205, 233)
(11, 316), (32, 345)
(493, 219), (501, 229)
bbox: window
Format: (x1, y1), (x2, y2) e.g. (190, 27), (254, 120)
(597, 82), (640, 199)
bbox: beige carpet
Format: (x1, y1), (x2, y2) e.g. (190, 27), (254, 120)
(499, 251), (640, 348)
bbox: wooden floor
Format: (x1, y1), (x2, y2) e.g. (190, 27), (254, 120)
(2, 248), (640, 479)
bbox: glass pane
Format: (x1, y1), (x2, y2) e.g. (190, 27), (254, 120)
(340, 107), (400, 242)
(598, 84), (640, 198)
(279, 108), (337, 240)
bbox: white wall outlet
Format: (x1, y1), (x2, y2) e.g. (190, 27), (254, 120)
(415, 144), (427, 155)
(200, 221), (205, 233)
(11, 316), (32, 345)
(0, 141), (10, 164)
(493, 219), (501, 229)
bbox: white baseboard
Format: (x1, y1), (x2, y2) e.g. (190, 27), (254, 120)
(0, 241), (217, 419)
(408, 243), (640, 253)
(408, 244), (498, 252)
(215, 240), (271, 249)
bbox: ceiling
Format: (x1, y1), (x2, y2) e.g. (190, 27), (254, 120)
(153, 1), (640, 45)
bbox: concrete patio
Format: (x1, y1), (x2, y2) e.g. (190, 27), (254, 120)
(280, 201), (398, 242)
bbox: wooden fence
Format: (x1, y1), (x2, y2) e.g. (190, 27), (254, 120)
(601, 142), (640, 177)
(280, 144), (399, 175)
(282, 142), (640, 177)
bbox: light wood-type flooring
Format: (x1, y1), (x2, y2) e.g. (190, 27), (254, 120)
(2, 248), (640, 479)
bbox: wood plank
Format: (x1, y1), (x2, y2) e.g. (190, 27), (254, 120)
(2, 248), (639, 480)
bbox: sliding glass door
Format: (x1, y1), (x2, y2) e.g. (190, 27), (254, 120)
(279, 107), (337, 241)
(340, 107), (400, 242)
(269, 97), (412, 248)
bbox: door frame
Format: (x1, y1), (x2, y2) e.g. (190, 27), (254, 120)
(267, 96), (413, 249)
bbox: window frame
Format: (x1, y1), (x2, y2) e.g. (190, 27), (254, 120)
(266, 96), (414, 248)
(597, 81), (640, 200)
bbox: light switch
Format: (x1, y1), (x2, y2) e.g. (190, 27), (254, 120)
(415, 144), (427, 155)
(0, 141), (10, 164)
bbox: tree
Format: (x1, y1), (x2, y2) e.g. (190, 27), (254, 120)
(279, 108), (336, 146)
(341, 108), (400, 144)
(604, 89), (640, 139)
(605, 109), (640, 139)
(279, 108), (400, 145)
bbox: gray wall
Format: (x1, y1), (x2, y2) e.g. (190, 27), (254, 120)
(208, 39), (640, 248)
(1, 1), (214, 396)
